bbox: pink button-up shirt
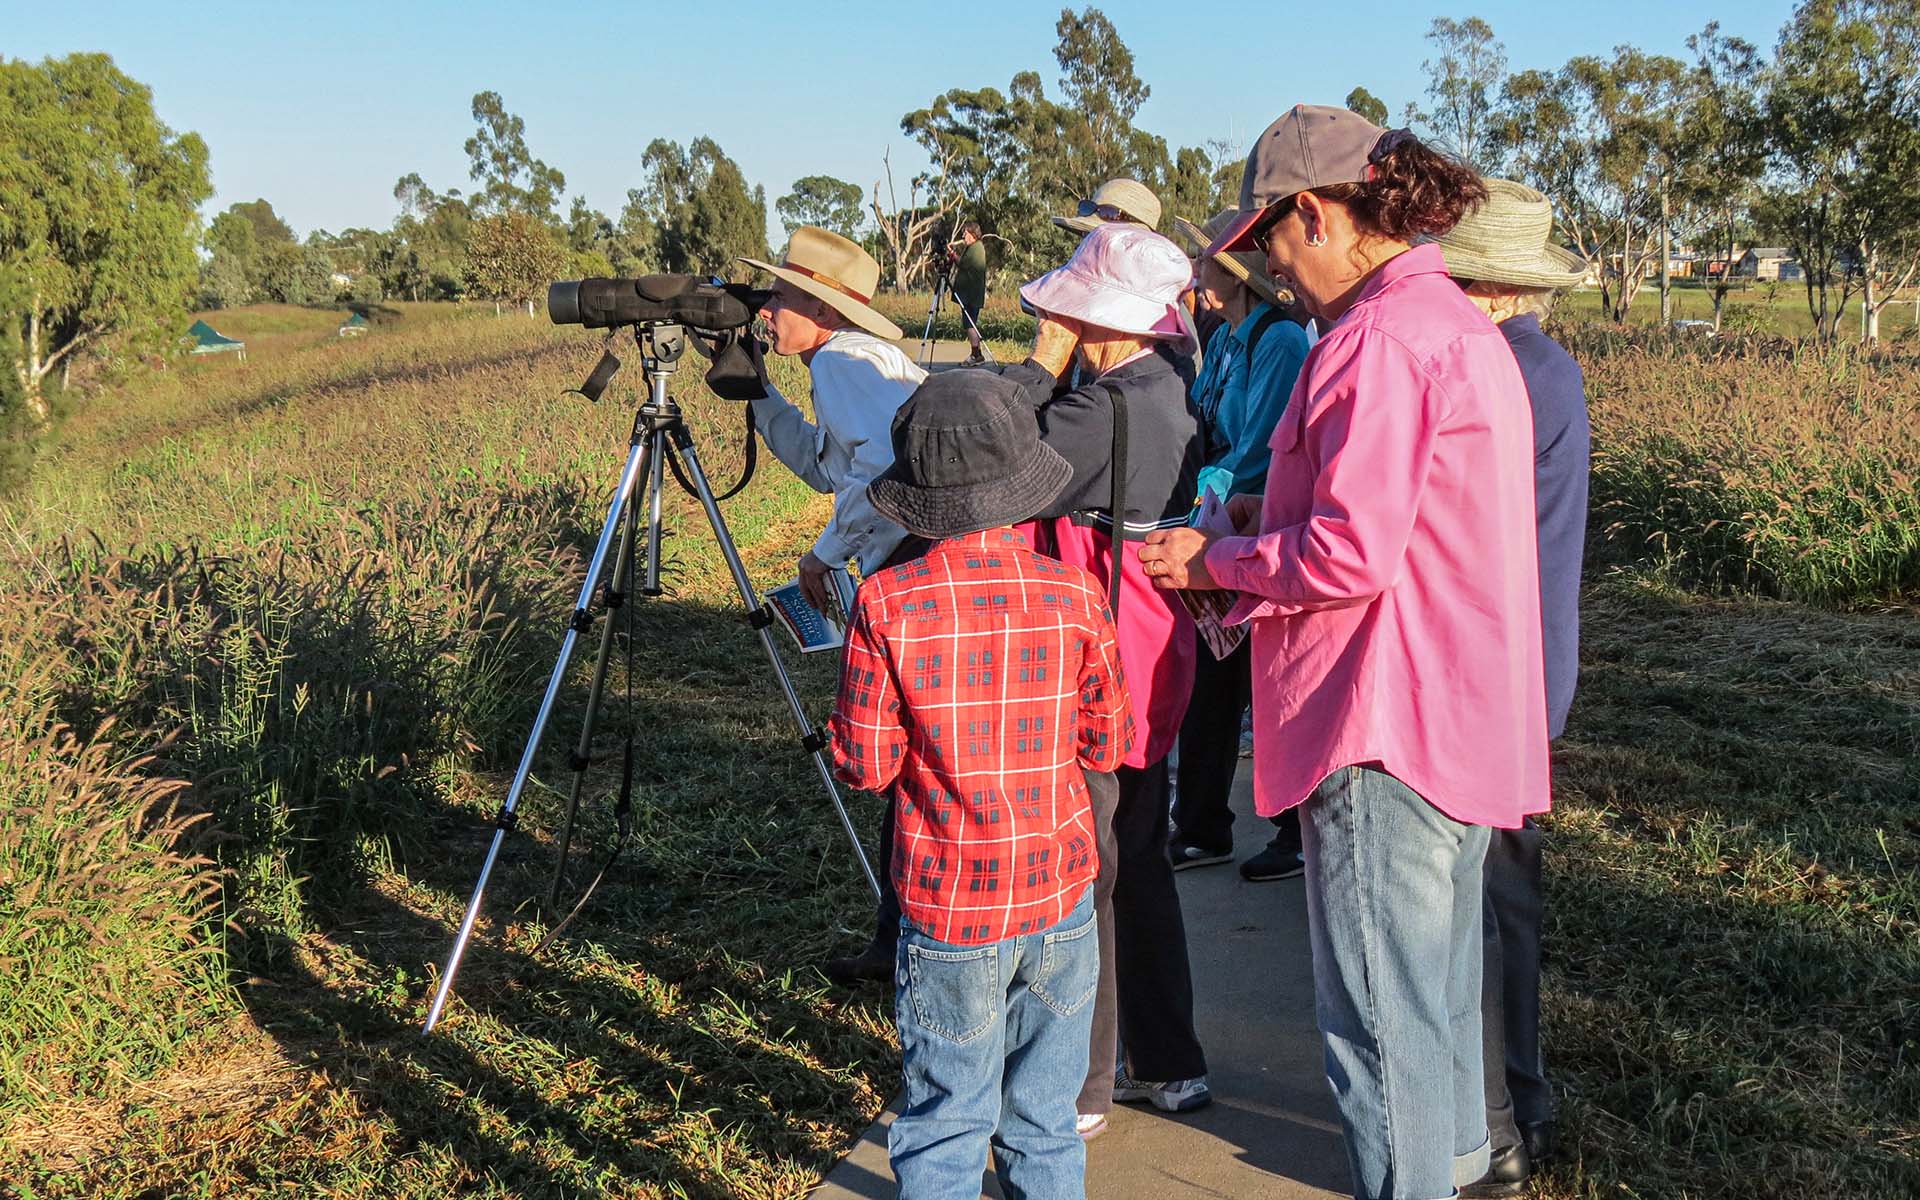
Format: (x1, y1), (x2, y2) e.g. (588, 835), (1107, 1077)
(1205, 244), (1550, 829)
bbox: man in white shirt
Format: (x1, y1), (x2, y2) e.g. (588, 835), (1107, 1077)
(741, 227), (928, 984)
(742, 227), (927, 613)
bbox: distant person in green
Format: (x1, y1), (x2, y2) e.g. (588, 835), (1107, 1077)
(948, 221), (990, 364)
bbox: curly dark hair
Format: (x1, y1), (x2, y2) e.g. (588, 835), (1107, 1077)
(1310, 137), (1486, 241)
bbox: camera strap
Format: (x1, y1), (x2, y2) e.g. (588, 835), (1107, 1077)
(1102, 381), (1128, 617)
(662, 403), (758, 503)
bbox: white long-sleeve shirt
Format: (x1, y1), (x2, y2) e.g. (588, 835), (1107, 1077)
(750, 329), (927, 573)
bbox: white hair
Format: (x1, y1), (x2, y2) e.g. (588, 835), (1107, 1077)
(1464, 279), (1558, 322)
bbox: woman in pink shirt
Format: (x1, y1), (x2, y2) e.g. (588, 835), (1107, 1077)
(1141, 107), (1550, 1200)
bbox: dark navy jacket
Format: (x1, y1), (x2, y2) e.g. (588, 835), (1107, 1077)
(1502, 314), (1589, 738)
(1003, 347), (1202, 538)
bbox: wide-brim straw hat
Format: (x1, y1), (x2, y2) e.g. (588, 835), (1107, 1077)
(868, 370), (1074, 539)
(739, 226), (903, 340)
(1174, 211), (1289, 310)
(1020, 223), (1197, 354)
(1436, 179), (1587, 290)
(1050, 177), (1163, 234)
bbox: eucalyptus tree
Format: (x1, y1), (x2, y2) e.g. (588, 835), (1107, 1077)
(1408, 16), (1509, 173)
(0, 53), (210, 422)
(1497, 47), (1692, 323)
(464, 91), (566, 222)
(1763, 0), (1920, 341)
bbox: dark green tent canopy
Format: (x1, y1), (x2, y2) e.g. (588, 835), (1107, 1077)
(185, 320), (245, 356)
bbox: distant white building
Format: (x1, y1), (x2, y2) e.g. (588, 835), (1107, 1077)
(1737, 248), (1796, 281)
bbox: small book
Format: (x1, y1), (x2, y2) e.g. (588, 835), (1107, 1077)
(764, 569), (857, 653)
(1180, 489), (1249, 662)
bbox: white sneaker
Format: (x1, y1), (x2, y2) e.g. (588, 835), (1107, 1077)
(1075, 1112), (1109, 1139)
(1113, 1067), (1212, 1113)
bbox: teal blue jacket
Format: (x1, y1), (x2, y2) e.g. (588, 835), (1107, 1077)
(1193, 302), (1311, 497)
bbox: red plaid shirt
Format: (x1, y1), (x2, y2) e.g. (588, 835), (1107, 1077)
(830, 528), (1134, 944)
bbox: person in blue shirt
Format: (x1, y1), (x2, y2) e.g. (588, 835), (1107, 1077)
(1167, 210), (1314, 881)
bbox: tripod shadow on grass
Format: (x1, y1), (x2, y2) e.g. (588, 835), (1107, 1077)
(236, 588), (896, 1197)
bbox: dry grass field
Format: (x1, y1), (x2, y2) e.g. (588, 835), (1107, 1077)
(1, 300), (1914, 1198)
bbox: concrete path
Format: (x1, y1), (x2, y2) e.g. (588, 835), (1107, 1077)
(810, 770), (1352, 1199)
(888, 337), (1000, 372)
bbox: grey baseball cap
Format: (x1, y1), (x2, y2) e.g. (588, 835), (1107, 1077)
(1207, 105), (1391, 255)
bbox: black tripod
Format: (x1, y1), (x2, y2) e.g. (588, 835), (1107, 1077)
(916, 264), (994, 369)
(423, 321), (880, 1033)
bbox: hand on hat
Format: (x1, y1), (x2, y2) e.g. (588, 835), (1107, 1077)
(1140, 526), (1221, 590)
(1030, 314), (1081, 377)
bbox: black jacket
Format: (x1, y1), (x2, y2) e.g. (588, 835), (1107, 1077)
(1004, 347), (1202, 539)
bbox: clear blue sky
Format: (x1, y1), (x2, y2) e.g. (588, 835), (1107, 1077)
(8, 0), (1798, 241)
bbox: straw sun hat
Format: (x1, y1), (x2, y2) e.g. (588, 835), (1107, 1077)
(1174, 210), (1289, 310)
(1436, 179), (1587, 291)
(1051, 177), (1163, 234)
(738, 226), (904, 340)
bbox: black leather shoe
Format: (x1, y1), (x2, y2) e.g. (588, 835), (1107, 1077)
(822, 946), (893, 986)
(1458, 1142), (1531, 1198)
(1518, 1118), (1556, 1164)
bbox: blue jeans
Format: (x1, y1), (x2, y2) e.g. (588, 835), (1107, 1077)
(890, 887), (1099, 1200)
(1301, 766), (1492, 1200)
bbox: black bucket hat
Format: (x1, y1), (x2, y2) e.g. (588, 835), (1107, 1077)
(868, 370), (1073, 540)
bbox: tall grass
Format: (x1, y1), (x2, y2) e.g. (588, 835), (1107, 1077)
(0, 303), (823, 1134)
(0, 644), (226, 1110)
(1564, 328), (1919, 606)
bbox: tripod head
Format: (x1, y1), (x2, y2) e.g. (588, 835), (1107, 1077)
(636, 322), (687, 377)
(567, 317), (768, 406)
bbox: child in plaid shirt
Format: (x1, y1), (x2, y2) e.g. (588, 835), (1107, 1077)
(831, 369), (1133, 1200)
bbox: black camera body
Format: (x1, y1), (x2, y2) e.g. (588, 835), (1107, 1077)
(548, 275), (768, 332)
(548, 274), (770, 403)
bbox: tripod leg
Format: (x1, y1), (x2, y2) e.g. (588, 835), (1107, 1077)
(950, 282), (993, 363)
(667, 429), (883, 901)
(424, 432), (652, 1033)
(642, 425), (666, 597)
(918, 286), (942, 368)
(548, 433), (651, 906)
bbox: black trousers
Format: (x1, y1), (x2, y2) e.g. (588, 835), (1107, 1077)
(1172, 639), (1296, 850)
(1079, 758), (1208, 1112)
(1482, 818), (1550, 1149)
(1172, 640), (1250, 849)
(859, 535), (931, 957)
(871, 796), (902, 952)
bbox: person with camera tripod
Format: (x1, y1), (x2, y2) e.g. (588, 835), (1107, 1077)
(948, 221), (990, 364)
(741, 226), (928, 985)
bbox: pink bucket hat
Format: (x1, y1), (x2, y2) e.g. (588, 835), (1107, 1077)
(1020, 223), (1197, 354)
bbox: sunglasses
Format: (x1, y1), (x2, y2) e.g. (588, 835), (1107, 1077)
(1249, 198), (1298, 253)
(1075, 199), (1133, 222)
